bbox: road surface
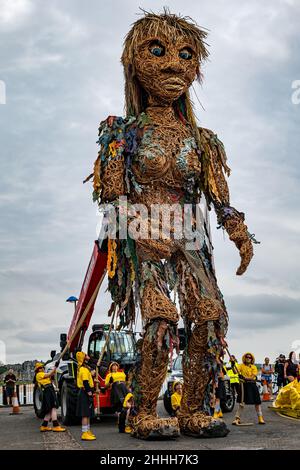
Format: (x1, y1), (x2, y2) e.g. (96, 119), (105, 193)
(0, 401), (299, 450)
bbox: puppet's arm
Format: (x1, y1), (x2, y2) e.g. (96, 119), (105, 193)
(199, 127), (258, 276)
(86, 116), (126, 204)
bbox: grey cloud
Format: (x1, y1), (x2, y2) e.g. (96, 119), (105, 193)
(0, 318), (27, 331)
(14, 326), (64, 344)
(228, 293), (300, 315)
(227, 294), (300, 329)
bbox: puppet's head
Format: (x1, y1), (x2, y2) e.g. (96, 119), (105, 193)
(122, 9), (209, 120)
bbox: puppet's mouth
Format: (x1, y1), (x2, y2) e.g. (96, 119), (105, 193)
(162, 77), (186, 90)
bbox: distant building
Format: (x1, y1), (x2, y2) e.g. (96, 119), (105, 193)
(0, 360), (38, 383)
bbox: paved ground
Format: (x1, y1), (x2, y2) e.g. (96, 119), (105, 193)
(0, 401), (299, 450)
(0, 406), (44, 450)
(0, 406), (80, 450)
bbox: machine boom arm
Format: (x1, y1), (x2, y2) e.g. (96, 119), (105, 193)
(67, 241), (107, 352)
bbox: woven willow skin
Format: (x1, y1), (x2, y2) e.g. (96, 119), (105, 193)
(89, 10), (255, 439)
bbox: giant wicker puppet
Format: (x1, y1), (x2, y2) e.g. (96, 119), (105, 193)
(87, 10), (256, 439)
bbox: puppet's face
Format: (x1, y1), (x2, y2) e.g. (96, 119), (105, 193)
(134, 33), (199, 105)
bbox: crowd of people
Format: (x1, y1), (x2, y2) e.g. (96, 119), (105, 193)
(4, 349), (300, 438)
(169, 350), (300, 426)
(274, 352), (300, 387)
(32, 353), (137, 440)
(168, 352), (265, 425)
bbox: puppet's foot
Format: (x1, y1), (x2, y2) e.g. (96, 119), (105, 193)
(178, 411), (229, 438)
(131, 414), (180, 440)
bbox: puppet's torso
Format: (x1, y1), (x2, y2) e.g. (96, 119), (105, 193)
(93, 109), (231, 263)
(131, 106), (201, 208)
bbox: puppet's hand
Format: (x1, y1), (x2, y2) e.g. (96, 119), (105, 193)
(236, 238), (253, 275)
(220, 207), (254, 275)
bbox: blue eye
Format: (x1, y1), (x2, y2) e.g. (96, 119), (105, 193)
(150, 44), (165, 57)
(179, 48), (193, 60)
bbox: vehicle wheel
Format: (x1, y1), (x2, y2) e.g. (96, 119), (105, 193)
(163, 390), (173, 416)
(221, 387), (235, 413)
(33, 384), (44, 419)
(60, 380), (80, 425)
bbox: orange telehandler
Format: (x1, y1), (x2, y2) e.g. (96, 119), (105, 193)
(33, 240), (137, 424)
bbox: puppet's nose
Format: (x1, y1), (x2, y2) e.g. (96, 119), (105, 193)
(162, 60), (185, 74)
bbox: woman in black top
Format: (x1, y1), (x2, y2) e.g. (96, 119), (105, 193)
(284, 351), (299, 383)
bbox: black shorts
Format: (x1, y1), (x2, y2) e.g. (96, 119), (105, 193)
(237, 381), (261, 405)
(76, 389), (95, 418)
(110, 382), (128, 413)
(5, 386), (14, 398)
(41, 385), (58, 418)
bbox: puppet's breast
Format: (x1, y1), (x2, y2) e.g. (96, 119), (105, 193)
(131, 126), (201, 190)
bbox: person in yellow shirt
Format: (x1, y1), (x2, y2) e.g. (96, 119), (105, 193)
(171, 381), (182, 415)
(118, 392), (137, 433)
(76, 351), (96, 441)
(34, 362), (66, 432)
(232, 352), (265, 425)
(105, 362), (128, 414)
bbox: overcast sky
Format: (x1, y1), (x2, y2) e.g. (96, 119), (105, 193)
(0, 0), (300, 364)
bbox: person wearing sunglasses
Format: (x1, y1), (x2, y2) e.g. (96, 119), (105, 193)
(232, 352), (265, 425)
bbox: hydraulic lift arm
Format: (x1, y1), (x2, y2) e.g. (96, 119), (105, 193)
(67, 241), (107, 353)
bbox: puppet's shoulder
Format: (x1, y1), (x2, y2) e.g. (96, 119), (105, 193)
(96, 117), (125, 170)
(97, 115), (138, 163)
(198, 126), (231, 177)
(98, 116), (126, 156)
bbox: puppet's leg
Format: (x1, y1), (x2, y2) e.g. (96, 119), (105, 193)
(176, 257), (229, 438)
(131, 260), (180, 439)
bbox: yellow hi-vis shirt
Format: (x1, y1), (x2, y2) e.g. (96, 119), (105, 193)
(105, 371), (126, 387)
(36, 371), (51, 386)
(77, 366), (94, 389)
(171, 392), (182, 410)
(227, 362), (239, 384)
(238, 363), (258, 380)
